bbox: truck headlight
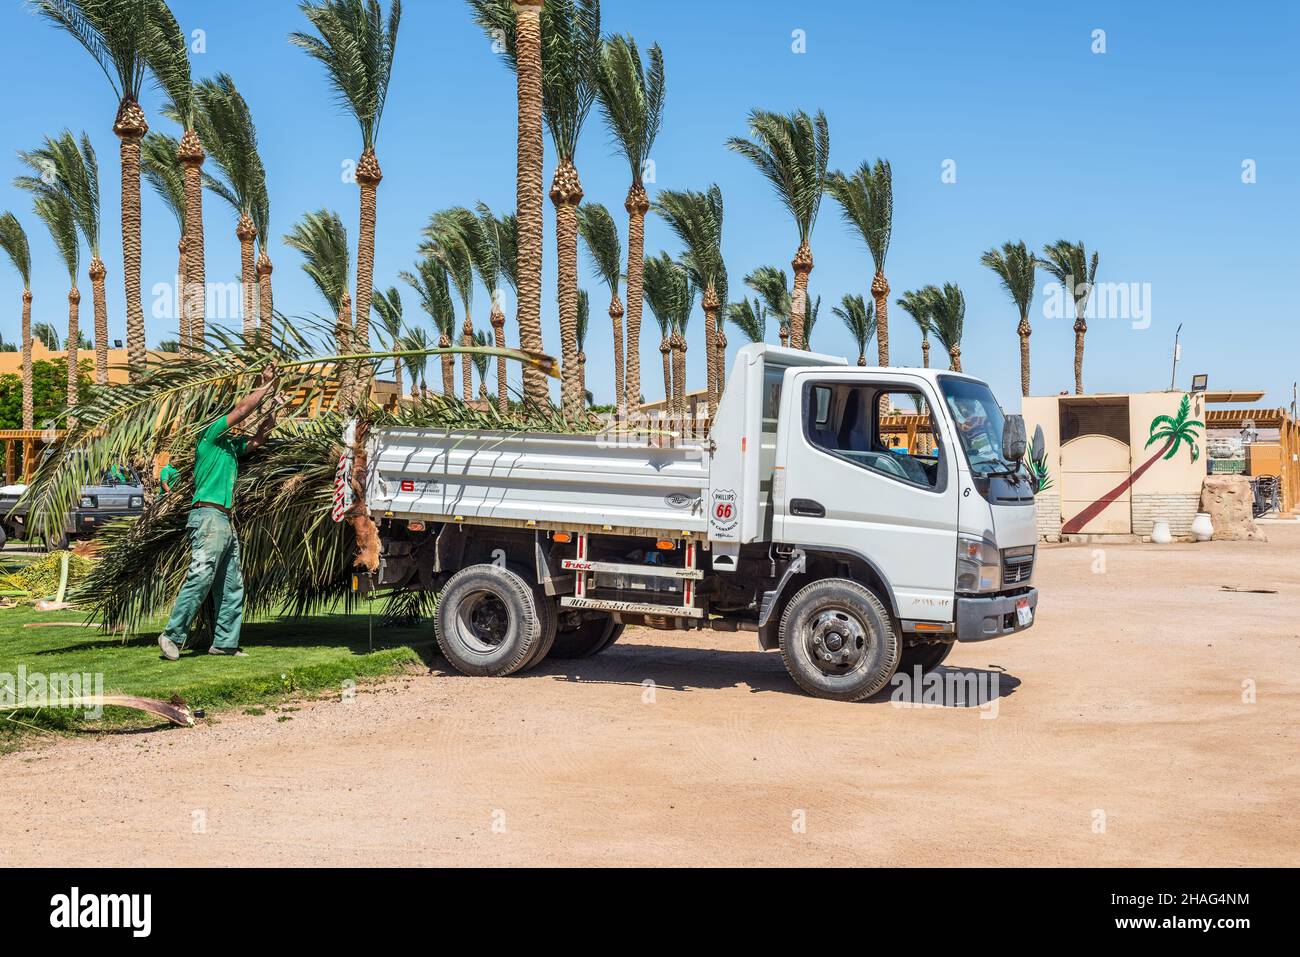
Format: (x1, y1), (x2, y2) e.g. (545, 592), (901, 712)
(956, 533), (1000, 593)
(79, 495), (96, 509)
(130, 496), (143, 509)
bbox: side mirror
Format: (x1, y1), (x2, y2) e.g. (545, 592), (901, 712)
(1003, 414), (1027, 463)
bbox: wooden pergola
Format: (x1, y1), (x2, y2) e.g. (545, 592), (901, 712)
(1204, 407), (1299, 515)
(0, 430), (64, 485)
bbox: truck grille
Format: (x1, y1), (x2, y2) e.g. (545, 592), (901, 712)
(1001, 547), (1035, 586)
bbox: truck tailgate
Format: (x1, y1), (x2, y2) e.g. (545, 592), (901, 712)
(368, 428), (710, 534)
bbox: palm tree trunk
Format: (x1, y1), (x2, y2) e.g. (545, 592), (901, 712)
(660, 337), (672, 414)
(671, 332), (687, 416)
(1062, 438), (1173, 535)
(439, 333), (454, 397)
(515, 0), (547, 404)
(1073, 314), (1087, 394)
(236, 213), (257, 338)
(702, 284), (719, 411)
(714, 329), (727, 399)
(578, 352), (587, 409)
(114, 99), (148, 382)
(20, 289), (32, 430)
(552, 160), (584, 420)
(790, 242), (813, 350)
(178, 130), (206, 354)
(609, 294), (625, 418)
(872, 270), (890, 367)
(949, 346), (962, 373)
(88, 258), (108, 386)
(624, 184), (650, 413)
(354, 148), (383, 402)
(490, 300), (508, 414)
(258, 251), (274, 337)
(857, 353), (867, 367)
(66, 287), (80, 422)
(921, 338), (929, 368)
(460, 312), (475, 403)
(176, 237), (189, 354)
(1018, 314), (1032, 396)
(335, 290), (353, 404)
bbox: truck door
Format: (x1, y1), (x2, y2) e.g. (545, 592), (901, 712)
(775, 372), (959, 622)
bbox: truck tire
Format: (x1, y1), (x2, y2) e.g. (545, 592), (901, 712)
(896, 639), (954, 675)
(520, 585), (559, 670)
(778, 579), (900, 702)
(434, 564), (545, 677)
(0, 524), (7, 549)
(548, 611), (624, 659)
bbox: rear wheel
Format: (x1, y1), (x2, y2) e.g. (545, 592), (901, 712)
(896, 639), (954, 676)
(434, 564), (544, 677)
(548, 611), (624, 659)
(778, 579), (900, 701)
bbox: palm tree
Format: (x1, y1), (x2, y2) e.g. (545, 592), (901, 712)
(803, 294), (821, 350)
(422, 209), (477, 402)
(826, 159), (893, 367)
(1063, 395), (1203, 534)
(577, 203), (625, 414)
(35, 0), (151, 379)
(575, 287), (590, 405)
(145, 1), (207, 354)
(401, 256), (457, 397)
(1039, 239), (1099, 394)
(191, 75), (269, 339)
(727, 298), (767, 345)
(473, 202), (516, 412)
(33, 323), (62, 351)
(927, 283), (965, 372)
(140, 132), (189, 350)
(292, 0), (403, 395)
(0, 213), (34, 429)
(283, 210), (351, 398)
(895, 288), (933, 368)
(402, 326), (430, 398)
(372, 285), (404, 396)
(833, 293), (875, 366)
(726, 109), (830, 350)
(466, 0), (547, 404)
(16, 132), (107, 386)
(981, 240), (1038, 396)
(744, 265), (791, 345)
(643, 252), (688, 409)
(596, 33), (666, 414)
(31, 193), (82, 416)
(653, 186), (726, 411)
(670, 274), (696, 415)
(472, 329), (493, 403)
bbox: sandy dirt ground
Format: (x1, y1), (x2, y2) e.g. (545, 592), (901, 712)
(4, 526), (1298, 867)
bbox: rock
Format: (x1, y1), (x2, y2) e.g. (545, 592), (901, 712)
(1199, 475), (1266, 541)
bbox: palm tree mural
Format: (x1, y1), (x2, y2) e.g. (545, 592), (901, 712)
(896, 287), (933, 368)
(140, 132), (189, 350)
(643, 251), (689, 409)
(467, 0), (548, 404)
(596, 33), (666, 415)
(1062, 395), (1203, 535)
(30, 192), (81, 416)
(0, 213), (34, 429)
(653, 185), (726, 411)
(401, 255), (457, 397)
(927, 283), (965, 372)
(832, 293), (874, 366)
(1039, 239), (1098, 395)
(727, 297), (768, 345)
(422, 209), (477, 402)
(16, 132), (107, 386)
(727, 109), (830, 350)
(576, 202), (624, 413)
(146, 2), (207, 353)
(191, 75), (269, 339)
(981, 240), (1037, 396)
(35, 0), (151, 378)
(473, 202), (516, 412)
(827, 159), (893, 366)
(372, 285), (404, 396)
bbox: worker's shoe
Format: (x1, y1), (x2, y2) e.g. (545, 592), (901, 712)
(208, 647), (248, 658)
(158, 635), (181, 661)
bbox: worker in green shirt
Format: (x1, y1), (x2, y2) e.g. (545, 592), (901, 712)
(158, 367), (281, 661)
(159, 462), (180, 494)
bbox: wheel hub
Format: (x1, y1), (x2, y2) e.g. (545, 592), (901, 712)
(808, 608), (867, 673)
(461, 591), (509, 649)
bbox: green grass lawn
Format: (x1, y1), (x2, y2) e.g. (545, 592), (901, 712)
(0, 578), (436, 751)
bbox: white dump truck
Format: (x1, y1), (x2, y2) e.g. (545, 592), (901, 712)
(366, 344), (1038, 701)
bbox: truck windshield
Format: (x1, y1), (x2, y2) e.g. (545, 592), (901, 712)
(938, 377), (1011, 475)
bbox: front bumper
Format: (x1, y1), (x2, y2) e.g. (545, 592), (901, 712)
(955, 587), (1038, 642)
(70, 509), (140, 533)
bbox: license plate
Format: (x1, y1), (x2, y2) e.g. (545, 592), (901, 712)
(1016, 599), (1033, 627)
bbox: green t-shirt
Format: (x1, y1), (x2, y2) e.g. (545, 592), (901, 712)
(159, 463), (180, 492)
(192, 416), (248, 509)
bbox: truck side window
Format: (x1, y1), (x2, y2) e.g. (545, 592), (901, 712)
(803, 384), (942, 491)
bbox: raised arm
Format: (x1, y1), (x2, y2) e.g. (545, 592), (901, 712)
(226, 365), (279, 431)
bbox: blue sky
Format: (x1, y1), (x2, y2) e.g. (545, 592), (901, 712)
(0, 0), (1295, 411)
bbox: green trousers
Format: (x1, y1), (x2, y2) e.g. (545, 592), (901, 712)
(160, 507), (245, 651)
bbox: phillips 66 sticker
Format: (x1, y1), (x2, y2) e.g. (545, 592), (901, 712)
(710, 489), (739, 539)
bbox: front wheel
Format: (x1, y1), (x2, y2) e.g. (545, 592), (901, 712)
(778, 579), (900, 701)
(434, 564), (545, 677)
(896, 639), (954, 676)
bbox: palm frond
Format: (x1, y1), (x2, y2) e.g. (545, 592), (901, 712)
(643, 252), (693, 338)
(981, 240), (1037, 313)
(31, 192), (80, 283)
(744, 265), (792, 320)
(193, 73), (268, 236)
(142, 0), (194, 126)
(726, 108), (830, 244)
(595, 34), (665, 184)
(652, 185), (725, 294)
(1038, 239), (1099, 310)
(0, 212), (33, 285)
(15, 130), (101, 256)
(576, 288), (590, 353)
(140, 131), (187, 233)
(927, 283), (965, 356)
(726, 298), (768, 344)
(895, 288), (933, 342)
(832, 293), (875, 358)
(33, 0), (149, 102)
(400, 255), (456, 339)
(371, 285), (403, 343)
(826, 158), (892, 269)
(576, 202), (622, 294)
(421, 208), (476, 313)
(539, 0), (601, 160)
(283, 209), (350, 313)
(474, 202), (517, 294)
